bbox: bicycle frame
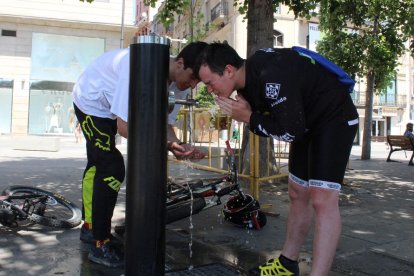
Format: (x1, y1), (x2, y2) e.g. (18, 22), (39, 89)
(0, 193), (48, 224)
(0, 186), (82, 229)
(166, 141), (244, 211)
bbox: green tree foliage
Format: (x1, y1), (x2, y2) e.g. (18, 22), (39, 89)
(318, 0), (412, 91)
(234, 0), (319, 21)
(145, 0), (321, 26)
(195, 85), (215, 108)
(144, 0), (187, 26)
(317, 0), (413, 160)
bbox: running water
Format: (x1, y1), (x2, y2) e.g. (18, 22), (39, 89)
(177, 161), (195, 271)
(187, 178), (194, 271)
(188, 105), (193, 145)
(185, 107), (195, 270)
(186, 173), (194, 257)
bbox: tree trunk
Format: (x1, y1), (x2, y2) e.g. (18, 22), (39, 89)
(361, 17), (379, 160)
(246, 0), (273, 56)
(361, 70), (375, 160)
(240, 0), (278, 178)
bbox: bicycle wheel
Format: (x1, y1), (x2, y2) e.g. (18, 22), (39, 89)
(167, 197), (206, 224)
(2, 186), (82, 228)
(114, 197), (207, 235)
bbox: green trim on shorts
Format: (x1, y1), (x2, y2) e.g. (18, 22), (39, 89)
(83, 165), (96, 224)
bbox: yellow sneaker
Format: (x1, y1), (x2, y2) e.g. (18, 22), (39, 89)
(249, 257), (299, 276)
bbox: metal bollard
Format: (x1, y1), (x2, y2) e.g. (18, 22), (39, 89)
(126, 34), (170, 275)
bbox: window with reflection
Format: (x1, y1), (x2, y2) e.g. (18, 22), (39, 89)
(28, 33), (104, 134)
(0, 79), (13, 134)
(28, 81), (75, 134)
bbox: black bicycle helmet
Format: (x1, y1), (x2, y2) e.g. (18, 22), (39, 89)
(222, 194), (266, 230)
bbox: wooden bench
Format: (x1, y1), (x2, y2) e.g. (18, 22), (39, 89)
(386, 135), (414, 166)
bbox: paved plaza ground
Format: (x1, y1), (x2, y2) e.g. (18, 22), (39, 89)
(0, 135), (413, 275)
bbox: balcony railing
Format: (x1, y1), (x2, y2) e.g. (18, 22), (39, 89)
(210, 1), (228, 22)
(351, 91), (407, 107)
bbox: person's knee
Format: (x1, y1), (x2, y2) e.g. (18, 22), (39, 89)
(309, 188), (339, 213)
(288, 179), (310, 202)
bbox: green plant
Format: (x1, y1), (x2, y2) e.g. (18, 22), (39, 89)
(195, 84), (215, 108)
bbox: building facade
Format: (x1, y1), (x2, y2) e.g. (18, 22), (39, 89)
(0, 0), (137, 135)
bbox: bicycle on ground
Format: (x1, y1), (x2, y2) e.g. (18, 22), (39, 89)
(166, 140), (266, 229)
(0, 186), (82, 229)
(115, 141), (266, 235)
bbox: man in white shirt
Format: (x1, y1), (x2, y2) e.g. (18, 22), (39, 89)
(72, 42), (207, 268)
(167, 83), (196, 155)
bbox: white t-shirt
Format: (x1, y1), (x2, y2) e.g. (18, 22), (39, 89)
(168, 82), (190, 125)
(73, 49), (187, 124)
(73, 48), (130, 120)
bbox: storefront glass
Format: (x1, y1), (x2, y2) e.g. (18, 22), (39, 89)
(28, 81), (75, 134)
(0, 80), (13, 134)
(28, 33), (104, 134)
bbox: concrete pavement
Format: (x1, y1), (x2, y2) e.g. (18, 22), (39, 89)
(0, 135), (413, 275)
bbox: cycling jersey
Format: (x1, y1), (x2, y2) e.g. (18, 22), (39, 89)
(238, 48), (358, 143)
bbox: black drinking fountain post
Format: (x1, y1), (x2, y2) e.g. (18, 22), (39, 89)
(126, 34), (170, 275)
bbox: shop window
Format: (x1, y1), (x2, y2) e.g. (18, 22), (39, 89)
(0, 79), (13, 134)
(31, 33), (104, 83)
(28, 81), (75, 134)
(28, 33), (104, 135)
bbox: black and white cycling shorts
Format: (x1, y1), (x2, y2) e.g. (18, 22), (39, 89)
(288, 118), (358, 191)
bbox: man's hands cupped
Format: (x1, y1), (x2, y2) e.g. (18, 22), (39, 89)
(168, 142), (206, 162)
(215, 95), (252, 124)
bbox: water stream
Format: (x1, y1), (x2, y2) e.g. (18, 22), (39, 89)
(186, 178), (194, 271)
(186, 106), (194, 270)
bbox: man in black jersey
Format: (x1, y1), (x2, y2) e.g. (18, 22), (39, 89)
(195, 43), (358, 276)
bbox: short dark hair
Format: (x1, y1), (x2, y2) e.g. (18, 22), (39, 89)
(407, 123), (413, 128)
(194, 42), (244, 79)
(176, 41), (208, 70)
